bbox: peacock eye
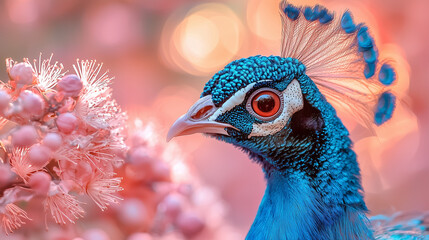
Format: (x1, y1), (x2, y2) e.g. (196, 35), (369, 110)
(246, 88), (284, 121)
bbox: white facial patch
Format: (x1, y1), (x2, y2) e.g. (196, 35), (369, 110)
(208, 80), (270, 121)
(248, 80), (303, 138)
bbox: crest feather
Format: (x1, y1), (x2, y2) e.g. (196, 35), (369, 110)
(279, 1), (397, 127)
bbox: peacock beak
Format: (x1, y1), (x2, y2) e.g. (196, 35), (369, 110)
(167, 95), (236, 141)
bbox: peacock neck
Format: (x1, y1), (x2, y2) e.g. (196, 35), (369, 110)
(244, 105), (375, 239)
(246, 170), (374, 240)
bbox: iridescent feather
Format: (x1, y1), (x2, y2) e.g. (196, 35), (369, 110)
(280, 1), (397, 127)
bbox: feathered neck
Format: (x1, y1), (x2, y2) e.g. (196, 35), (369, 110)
(246, 170), (373, 240)
(245, 75), (374, 239)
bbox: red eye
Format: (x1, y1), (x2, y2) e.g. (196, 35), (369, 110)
(246, 88), (284, 121)
(251, 90), (281, 118)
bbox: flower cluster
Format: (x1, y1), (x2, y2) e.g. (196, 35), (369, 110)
(101, 120), (241, 239)
(0, 56), (240, 239)
(0, 55), (126, 234)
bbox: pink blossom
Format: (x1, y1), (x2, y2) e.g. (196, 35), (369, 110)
(28, 144), (51, 168)
(11, 125), (38, 147)
(158, 193), (184, 219)
(18, 90), (45, 119)
(42, 133), (62, 150)
(175, 212), (205, 238)
(58, 74), (83, 97)
(0, 56), (127, 235)
(28, 172), (51, 196)
(1, 203), (31, 234)
(56, 112), (78, 134)
(85, 172), (123, 211)
(10, 148), (39, 181)
(0, 187), (34, 234)
(8, 62), (34, 87)
(44, 183), (84, 224)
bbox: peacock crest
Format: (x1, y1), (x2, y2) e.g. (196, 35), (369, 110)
(280, 1), (396, 128)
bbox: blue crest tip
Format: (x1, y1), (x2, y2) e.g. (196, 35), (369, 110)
(319, 10), (333, 24)
(341, 11), (357, 33)
(363, 48), (377, 63)
(284, 4), (300, 20)
(364, 62), (376, 79)
(374, 92), (396, 125)
(357, 26), (374, 50)
(379, 63), (396, 85)
(303, 5), (330, 22)
(304, 7), (318, 21)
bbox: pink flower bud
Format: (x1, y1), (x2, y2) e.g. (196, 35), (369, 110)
(42, 133), (62, 150)
(118, 199), (146, 226)
(159, 193), (183, 219)
(175, 212), (205, 238)
(57, 74), (83, 97)
(28, 145), (51, 168)
(151, 161), (170, 181)
(127, 233), (152, 240)
(9, 62), (34, 86)
(28, 172), (51, 196)
(11, 125), (38, 147)
(82, 229), (110, 240)
(56, 112), (78, 134)
(0, 89), (11, 113)
(128, 147), (152, 167)
(19, 90), (45, 118)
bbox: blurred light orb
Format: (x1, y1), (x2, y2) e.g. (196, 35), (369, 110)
(246, 0), (282, 42)
(118, 198), (147, 227)
(161, 3), (245, 76)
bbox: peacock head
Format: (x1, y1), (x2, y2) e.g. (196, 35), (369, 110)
(167, 3), (398, 176)
(168, 55), (330, 174)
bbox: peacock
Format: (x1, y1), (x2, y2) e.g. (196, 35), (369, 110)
(167, 1), (428, 239)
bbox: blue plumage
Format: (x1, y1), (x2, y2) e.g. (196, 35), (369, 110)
(379, 64), (396, 85)
(374, 92), (396, 126)
(168, 1), (427, 239)
(202, 56), (305, 107)
(284, 5), (300, 21)
(341, 11), (357, 33)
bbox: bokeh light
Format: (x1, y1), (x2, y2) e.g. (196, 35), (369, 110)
(161, 3), (246, 76)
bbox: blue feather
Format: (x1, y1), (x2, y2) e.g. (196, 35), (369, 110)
(374, 92), (396, 125)
(304, 7), (318, 21)
(364, 62), (376, 78)
(379, 63), (396, 85)
(363, 48), (378, 63)
(319, 9), (333, 24)
(341, 11), (357, 33)
(284, 4), (300, 20)
(358, 26), (374, 50)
